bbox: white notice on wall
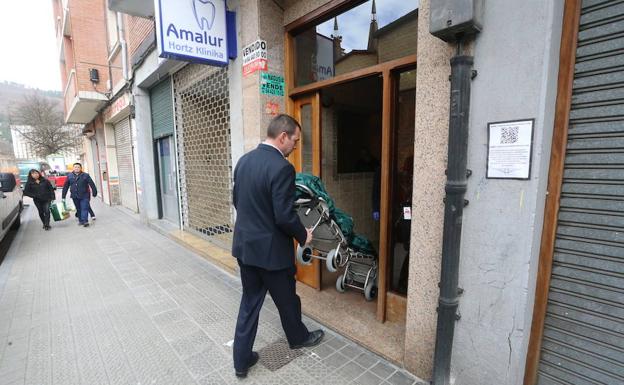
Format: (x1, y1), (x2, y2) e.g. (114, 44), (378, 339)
(242, 39), (268, 76)
(487, 119), (534, 179)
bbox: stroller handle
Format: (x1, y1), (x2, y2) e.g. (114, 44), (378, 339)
(295, 184), (314, 197)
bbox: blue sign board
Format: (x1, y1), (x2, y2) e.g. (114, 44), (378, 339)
(155, 0), (236, 66)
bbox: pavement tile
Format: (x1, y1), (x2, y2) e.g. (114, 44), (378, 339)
(340, 343), (365, 358)
(324, 335), (348, 350)
(370, 361), (397, 380)
(308, 341), (335, 359)
(354, 351), (381, 369)
(322, 350), (350, 371)
(387, 370), (417, 385)
(0, 202), (424, 385)
(334, 360), (367, 383)
(183, 348), (216, 379)
(170, 330), (214, 359)
(354, 370), (385, 385)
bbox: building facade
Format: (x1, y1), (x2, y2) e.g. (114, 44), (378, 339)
(53, 0), (140, 211)
(54, 1), (624, 384)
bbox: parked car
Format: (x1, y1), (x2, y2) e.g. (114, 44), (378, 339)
(0, 144), (24, 239)
(47, 170), (68, 189)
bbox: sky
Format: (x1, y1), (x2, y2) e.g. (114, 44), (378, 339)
(0, 0), (418, 91)
(317, 0), (419, 52)
(0, 1), (62, 91)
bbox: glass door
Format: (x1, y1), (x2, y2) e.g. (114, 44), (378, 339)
(291, 93), (321, 289)
(157, 135), (180, 225)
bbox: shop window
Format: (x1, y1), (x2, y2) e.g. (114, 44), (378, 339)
(293, 0), (418, 87)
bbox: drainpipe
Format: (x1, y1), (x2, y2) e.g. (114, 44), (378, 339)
(117, 12), (129, 81)
(432, 38), (474, 385)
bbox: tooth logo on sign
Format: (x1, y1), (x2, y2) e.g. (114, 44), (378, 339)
(192, 0), (216, 30)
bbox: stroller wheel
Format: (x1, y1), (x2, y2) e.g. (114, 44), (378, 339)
(335, 274), (346, 293)
(326, 248), (340, 273)
(296, 245), (313, 265)
(364, 280), (377, 301)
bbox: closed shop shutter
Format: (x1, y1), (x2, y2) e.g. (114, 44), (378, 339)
(150, 78), (174, 139)
(537, 1), (624, 384)
(173, 64), (233, 249)
(114, 118), (138, 213)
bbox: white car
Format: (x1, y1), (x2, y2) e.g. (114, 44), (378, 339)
(0, 172), (23, 238)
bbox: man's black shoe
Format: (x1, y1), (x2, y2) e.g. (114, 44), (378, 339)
(290, 330), (324, 349)
(235, 351), (259, 378)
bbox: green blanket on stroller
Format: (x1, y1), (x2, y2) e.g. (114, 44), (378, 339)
(295, 173), (376, 256)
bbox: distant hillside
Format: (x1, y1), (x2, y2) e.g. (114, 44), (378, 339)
(0, 81), (62, 119)
(0, 82), (63, 143)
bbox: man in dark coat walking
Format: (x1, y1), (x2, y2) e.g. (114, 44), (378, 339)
(232, 114), (324, 378)
(62, 163), (97, 227)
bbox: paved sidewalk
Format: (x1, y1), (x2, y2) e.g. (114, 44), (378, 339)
(0, 199), (425, 385)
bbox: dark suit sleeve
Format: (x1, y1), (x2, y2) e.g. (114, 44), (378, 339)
(62, 177), (70, 199)
(272, 163), (307, 246)
(232, 162), (239, 209)
(87, 174), (97, 197)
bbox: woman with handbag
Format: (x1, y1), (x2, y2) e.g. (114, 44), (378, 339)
(23, 169), (56, 230)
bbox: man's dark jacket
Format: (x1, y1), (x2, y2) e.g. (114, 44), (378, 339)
(232, 144), (307, 271)
(62, 172), (98, 200)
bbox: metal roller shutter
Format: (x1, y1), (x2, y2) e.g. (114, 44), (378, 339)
(537, 1), (624, 384)
(150, 78), (174, 139)
(114, 118), (138, 213)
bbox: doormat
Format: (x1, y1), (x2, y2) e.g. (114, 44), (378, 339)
(258, 338), (304, 371)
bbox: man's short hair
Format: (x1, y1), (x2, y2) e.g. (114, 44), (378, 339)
(266, 114), (301, 139)
(73, 162), (82, 167)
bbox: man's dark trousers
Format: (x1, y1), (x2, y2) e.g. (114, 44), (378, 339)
(233, 260), (309, 371)
(73, 198), (89, 224)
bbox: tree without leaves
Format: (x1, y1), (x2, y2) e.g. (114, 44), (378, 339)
(9, 93), (82, 158)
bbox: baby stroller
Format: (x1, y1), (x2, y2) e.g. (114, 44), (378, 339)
(294, 174), (378, 301)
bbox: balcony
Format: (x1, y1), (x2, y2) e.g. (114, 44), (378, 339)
(108, 0), (154, 18)
(63, 70), (108, 124)
(61, 6), (71, 36)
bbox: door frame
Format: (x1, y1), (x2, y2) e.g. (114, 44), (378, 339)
(290, 93), (323, 290)
(523, 1), (581, 383)
(155, 135), (181, 225)
(285, 29), (416, 322)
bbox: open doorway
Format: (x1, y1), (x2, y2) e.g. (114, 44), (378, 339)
(318, 75), (382, 296)
(291, 71), (416, 363)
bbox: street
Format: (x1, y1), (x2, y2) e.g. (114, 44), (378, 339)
(0, 199), (422, 385)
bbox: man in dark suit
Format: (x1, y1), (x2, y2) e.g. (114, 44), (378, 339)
(232, 114), (324, 378)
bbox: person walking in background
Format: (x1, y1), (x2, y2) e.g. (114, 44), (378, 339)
(23, 169), (55, 230)
(231, 114), (323, 378)
(62, 163), (97, 227)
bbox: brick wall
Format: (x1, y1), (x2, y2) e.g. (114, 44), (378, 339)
(377, 18), (418, 63)
(67, 0), (109, 95)
(335, 53), (377, 76)
(127, 16), (154, 58)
